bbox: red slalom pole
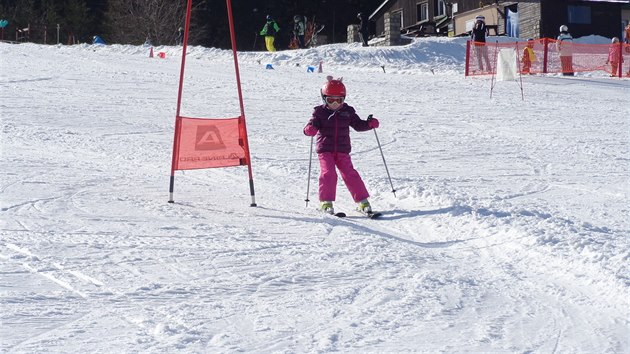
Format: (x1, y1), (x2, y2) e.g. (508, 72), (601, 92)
(226, 0), (257, 206)
(168, 0), (193, 203)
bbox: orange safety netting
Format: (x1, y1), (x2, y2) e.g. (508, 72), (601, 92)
(466, 38), (630, 77)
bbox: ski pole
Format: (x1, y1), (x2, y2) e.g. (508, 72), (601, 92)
(305, 136), (314, 207)
(370, 114), (396, 197)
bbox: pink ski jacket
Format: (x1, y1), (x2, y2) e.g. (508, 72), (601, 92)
(305, 103), (371, 154)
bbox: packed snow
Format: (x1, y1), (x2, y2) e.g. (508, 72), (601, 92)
(1, 35), (629, 353)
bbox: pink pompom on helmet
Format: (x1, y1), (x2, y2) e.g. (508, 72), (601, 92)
(321, 75), (346, 97)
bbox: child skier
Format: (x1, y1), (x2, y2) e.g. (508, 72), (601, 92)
(606, 37), (623, 77)
(303, 76), (379, 215)
(521, 38), (536, 74)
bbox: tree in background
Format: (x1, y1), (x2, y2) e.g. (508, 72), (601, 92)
(104, 0), (207, 46)
(0, 0), (93, 44)
(0, 0), (383, 48)
(0, 0), (35, 41)
(62, 0), (90, 43)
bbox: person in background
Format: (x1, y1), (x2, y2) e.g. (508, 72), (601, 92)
(521, 38), (536, 74)
(556, 25), (574, 76)
(471, 15), (492, 71)
(303, 76), (379, 215)
(293, 15), (305, 49)
(260, 15), (280, 52)
(357, 12), (369, 47)
(606, 37), (623, 77)
(177, 27), (183, 45)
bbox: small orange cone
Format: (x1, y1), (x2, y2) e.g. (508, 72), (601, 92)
(149, 47), (154, 58)
(318, 61), (323, 73)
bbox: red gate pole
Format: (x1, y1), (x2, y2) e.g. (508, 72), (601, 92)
(543, 37), (549, 74)
(618, 41), (623, 78)
(168, 0), (193, 203)
(226, 0), (257, 207)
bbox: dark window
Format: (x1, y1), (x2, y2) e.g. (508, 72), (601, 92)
(434, 0), (446, 17)
(567, 5), (591, 25)
(417, 2), (428, 21)
(394, 10), (404, 28)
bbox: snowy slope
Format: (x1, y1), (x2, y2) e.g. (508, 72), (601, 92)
(1, 37), (629, 353)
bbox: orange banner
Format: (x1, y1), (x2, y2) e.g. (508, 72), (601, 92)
(173, 117), (246, 170)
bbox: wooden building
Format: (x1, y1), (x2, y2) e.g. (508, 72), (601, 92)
(368, 0), (629, 41)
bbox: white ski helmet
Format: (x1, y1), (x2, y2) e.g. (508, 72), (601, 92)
(559, 25), (568, 33)
(612, 37), (619, 43)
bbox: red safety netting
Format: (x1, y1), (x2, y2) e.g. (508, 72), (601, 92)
(172, 117), (247, 171)
(466, 38), (630, 77)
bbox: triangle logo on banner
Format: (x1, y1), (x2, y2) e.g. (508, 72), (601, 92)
(195, 125), (226, 151)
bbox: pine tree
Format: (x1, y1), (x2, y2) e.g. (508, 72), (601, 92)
(61, 0), (89, 43)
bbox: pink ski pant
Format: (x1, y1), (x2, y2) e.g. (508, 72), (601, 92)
(318, 152), (369, 203)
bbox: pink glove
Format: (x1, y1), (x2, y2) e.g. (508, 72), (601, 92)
(367, 117), (379, 129)
(304, 124), (318, 136)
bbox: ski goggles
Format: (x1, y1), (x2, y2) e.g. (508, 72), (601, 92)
(325, 96), (345, 105)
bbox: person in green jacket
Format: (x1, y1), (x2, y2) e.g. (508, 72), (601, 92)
(260, 15), (280, 52)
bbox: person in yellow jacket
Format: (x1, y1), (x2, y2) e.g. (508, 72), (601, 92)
(260, 15), (280, 52)
(521, 38), (537, 74)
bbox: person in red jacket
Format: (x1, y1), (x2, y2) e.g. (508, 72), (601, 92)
(303, 76), (379, 214)
(606, 37), (623, 77)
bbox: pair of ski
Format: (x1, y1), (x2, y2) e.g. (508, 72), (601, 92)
(324, 209), (382, 219)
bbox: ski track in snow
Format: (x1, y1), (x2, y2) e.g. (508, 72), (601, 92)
(1, 40), (629, 352)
